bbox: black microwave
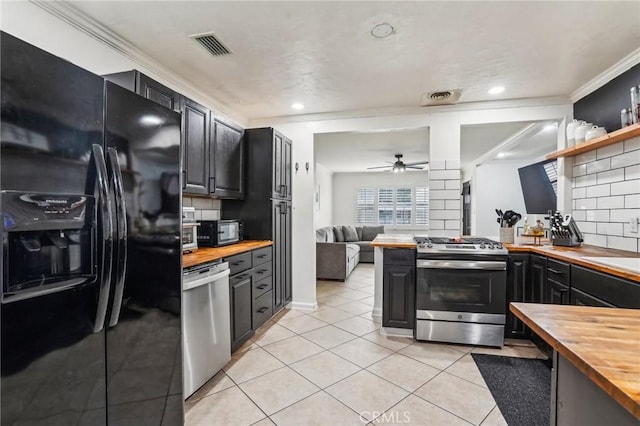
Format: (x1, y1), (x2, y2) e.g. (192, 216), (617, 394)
(197, 220), (242, 247)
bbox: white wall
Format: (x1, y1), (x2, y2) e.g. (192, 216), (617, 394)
(332, 171), (429, 230)
(473, 161), (531, 238)
(314, 163), (333, 228)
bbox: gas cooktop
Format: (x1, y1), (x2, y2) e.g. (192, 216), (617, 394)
(414, 236), (508, 255)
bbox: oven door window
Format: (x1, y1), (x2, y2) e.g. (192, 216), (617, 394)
(416, 268), (506, 314)
(182, 228), (196, 245)
(219, 223), (238, 243)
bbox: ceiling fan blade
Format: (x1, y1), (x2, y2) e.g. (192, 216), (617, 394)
(366, 165), (393, 170)
(405, 166), (424, 169)
(403, 160), (429, 166)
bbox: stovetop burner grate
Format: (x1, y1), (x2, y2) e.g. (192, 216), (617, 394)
(414, 237), (501, 245)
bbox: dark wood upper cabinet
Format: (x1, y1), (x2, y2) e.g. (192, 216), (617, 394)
(103, 70), (180, 112)
(181, 97), (210, 195)
(283, 137), (292, 200)
(210, 117), (244, 199)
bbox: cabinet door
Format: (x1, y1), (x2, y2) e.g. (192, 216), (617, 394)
(272, 202), (284, 311)
(137, 73), (180, 111)
(210, 117), (244, 199)
(284, 203), (292, 304)
(272, 132), (284, 198)
(382, 265), (415, 329)
(505, 254), (530, 338)
(528, 255), (546, 303)
(230, 273), (253, 351)
(181, 97), (209, 195)
(570, 288), (616, 307)
(547, 280), (569, 305)
(283, 137), (292, 200)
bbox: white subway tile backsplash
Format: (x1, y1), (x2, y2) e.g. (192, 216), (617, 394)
(574, 174), (597, 188)
(574, 151), (596, 165)
(192, 197), (214, 209)
(212, 199), (222, 209)
(625, 164), (640, 181)
(623, 223), (640, 238)
(445, 199), (461, 210)
(572, 211), (586, 221)
(183, 197), (193, 207)
(597, 222), (623, 236)
(445, 180), (461, 190)
(201, 209), (220, 220)
(429, 189), (460, 200)
(430, 220), (445, 230)
(610, 208), (640, 223)
(586, 210), (609, 222)
(607, 236), (638, 252)
(430, 210), (460, 220)
(625, 194), (640, 208)
(586, 184), (610, 198)
(611, 179), (640, 195)
(610, 150), (640, 169)
(624, 136), (640, 152)
(445, 220), (460, 230)
(573, 164), (587, 177)
(585, 158), (610, 174)
(583, 233), (607, 247)
(596, 143), (624, 159)
(575, 198), (597, 210)
(430, 180), (445, 190)
(572, 187), (586, 199)
(597, 169), (624, 185)
(430, 199), (445, 210)
(596, 196), (624, 209)
(575, 220), (596, 233)
(446, 160), (460, 170)
(430, 170), (460, 180)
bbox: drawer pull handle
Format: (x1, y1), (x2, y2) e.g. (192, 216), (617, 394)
(257, 284), (268, 289)
(257, 254), (267, 258)
(231, 261), (244, 266)
(235, 274), (249, 280)
(257, 269), (268, 274)
(257, 307), (269, 313)
(548, 268), (564, 274)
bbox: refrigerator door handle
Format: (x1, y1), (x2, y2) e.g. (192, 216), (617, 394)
(106, 148), (128, 327)
(89, 144), (114, 333)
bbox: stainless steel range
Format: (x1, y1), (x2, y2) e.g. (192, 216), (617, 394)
(414, 237), (507, 347)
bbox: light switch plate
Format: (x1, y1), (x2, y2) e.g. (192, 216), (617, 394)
(630, 217), (639, 233)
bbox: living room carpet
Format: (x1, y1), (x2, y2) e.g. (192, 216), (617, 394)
(472, 353), (552, 426)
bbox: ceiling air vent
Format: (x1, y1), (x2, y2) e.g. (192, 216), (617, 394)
(191, 33), (232, 56)
(420, 90), (463, 106)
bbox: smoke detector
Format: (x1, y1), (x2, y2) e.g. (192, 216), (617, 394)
(420, 90), (463, 106)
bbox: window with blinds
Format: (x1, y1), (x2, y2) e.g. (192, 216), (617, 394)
(356, 187), (428, 227)
(542, 160), (558, 195)
(356, 188), (375, 224)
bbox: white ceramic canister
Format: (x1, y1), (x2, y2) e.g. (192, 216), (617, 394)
(585, 126), (607, 141)
(574, 122), (593, 144)
(566, 119), (583, 147)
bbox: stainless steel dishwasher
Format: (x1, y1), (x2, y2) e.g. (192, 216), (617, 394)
(183, 260), (231, 398)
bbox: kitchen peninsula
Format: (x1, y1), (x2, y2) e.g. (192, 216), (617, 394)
(511, 303), (640, 425)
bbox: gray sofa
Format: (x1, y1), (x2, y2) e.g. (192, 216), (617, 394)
(316, 225), (385, 281)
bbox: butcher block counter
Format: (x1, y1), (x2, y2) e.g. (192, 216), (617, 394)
(511, 303), (640, 425)
(183, 240), (273, 268)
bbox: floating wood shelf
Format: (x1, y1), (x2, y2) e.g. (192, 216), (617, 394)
(546, 123), (640, 160)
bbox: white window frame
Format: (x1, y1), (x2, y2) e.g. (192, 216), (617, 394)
(355, 186), (429, 228)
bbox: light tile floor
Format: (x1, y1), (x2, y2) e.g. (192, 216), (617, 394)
(186, 263), (546, 426)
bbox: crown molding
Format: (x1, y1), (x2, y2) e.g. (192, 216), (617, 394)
(570, 48), (640, 103)
(30, 0), (248, 126)
(250, 96), (571, 127)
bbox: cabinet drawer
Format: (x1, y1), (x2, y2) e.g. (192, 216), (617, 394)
(227, 252), (252, 275)
(253, 275), (273, 299)
(547, 259), (570, 285)
(252, 247), (272, 266)
(253, 290), (273, 330)
(253, 261), (272, 282)
(571, 265), (639, 308)
(229, 270), (253, 287)
(383, 248), (416, 266)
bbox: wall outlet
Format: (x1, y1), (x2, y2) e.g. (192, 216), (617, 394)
(630, 217), (639, 233)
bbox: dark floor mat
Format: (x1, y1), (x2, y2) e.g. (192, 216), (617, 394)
(471, 353), (551, 426)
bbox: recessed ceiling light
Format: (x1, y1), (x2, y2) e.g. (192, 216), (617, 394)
(497, 152), (507, 158)
(488, 86), (505, 95)
(371, 23), (394, 39)
(291, 102), (304, 110)
(544, 123), (558, 131)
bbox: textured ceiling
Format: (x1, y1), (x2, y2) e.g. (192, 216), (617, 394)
(67, 1), (640, 120)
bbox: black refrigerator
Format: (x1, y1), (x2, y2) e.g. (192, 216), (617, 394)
(1, 32), (183, 425)
(222, 127), (292, 312)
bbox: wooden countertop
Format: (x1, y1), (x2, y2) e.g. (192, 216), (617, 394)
(510, 303), (640, 420)
(505, 239), (640, 282)
(183, 240), (273, 268)
(370, 234), (417, 248)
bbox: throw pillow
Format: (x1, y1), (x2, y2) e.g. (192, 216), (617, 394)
(361, 225), (384, 241)
(333, 226), (345, 242)
(356, 226), (363, 241)
(342, 225), (359, 242)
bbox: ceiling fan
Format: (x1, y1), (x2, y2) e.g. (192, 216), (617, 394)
(366, 154), (429, 173)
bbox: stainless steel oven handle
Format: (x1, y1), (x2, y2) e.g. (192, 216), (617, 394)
(417, 260), (507, 271)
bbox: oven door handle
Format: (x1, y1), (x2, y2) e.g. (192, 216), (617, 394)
(417, 260), (507, 271)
